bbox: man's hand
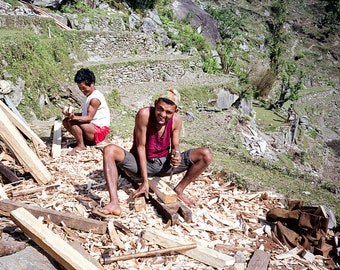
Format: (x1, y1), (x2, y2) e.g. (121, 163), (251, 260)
(170, 150), (181, 168)
(132, 181), (149, 199)
(62, 106), (74, 117)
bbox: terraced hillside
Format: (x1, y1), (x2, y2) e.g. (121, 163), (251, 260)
(0, 0), (339, 223)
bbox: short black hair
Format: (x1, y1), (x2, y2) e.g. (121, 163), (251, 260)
(74, 68), (96, 86)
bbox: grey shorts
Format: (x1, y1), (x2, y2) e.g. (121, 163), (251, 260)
(117, 150), (194, 178)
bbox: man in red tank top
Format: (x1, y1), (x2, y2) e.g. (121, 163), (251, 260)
(95, 88), (213, 217)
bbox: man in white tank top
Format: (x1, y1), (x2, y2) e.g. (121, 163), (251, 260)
(62, 68), (110, 155)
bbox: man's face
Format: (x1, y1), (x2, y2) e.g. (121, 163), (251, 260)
(77, 81), (94, 96)
(154, 99), (177, 125)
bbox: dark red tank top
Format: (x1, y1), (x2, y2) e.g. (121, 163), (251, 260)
(131, 107), (172, 159)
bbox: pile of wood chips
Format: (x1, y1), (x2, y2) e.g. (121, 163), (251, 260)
(0, 136), (336, 270)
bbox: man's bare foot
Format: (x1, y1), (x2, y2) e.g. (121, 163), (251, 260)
(176, 192), (196, 208)
(67, 146), (86, 156)
(92, 205), (122, 217)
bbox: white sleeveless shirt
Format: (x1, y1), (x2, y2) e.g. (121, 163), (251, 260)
(82, 90), (110, 127)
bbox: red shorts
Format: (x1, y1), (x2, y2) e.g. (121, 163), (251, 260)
(93, 125), (110, 144)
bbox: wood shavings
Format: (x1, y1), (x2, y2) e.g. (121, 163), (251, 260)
(0, 137), (334, 270)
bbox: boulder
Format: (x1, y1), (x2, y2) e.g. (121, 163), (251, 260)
(171, 0), (221, 45)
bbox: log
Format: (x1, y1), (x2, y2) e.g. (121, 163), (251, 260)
(246, 249), (271, 270)
(51, 120), (62, 158)
(0, 199), (107, 234)
(148, 177), (178, 204)
(0, 161), (21, 184)
(0, 108), (51, 185)
(10, 207), (100, 270)
(100, 243), (197, 264)
(0, 99), (46, 148)
(142, 228), (235, 268)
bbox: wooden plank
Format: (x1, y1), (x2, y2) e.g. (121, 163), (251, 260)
(10, 207), (100, 270)
(51, 120), (62, 158)
(0, 199), (107, 234)
(142, 228), (235, 268)
(0, 107), (51, 185)
(246, 249), (271, 270)
(148, 177), (178, 204)
(0, 99), (46, 148)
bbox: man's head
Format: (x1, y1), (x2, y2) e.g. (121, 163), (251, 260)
(157, 88), (180, 108)
(154, 88), (180, 125)
(74, 68), (96, 96)
(74, 68), (96, 86)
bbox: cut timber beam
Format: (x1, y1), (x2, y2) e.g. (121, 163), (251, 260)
(52, 120), (62, 158)
(148, 177), (177, 204)
(142, 228), (235, 268)
(0, 107), (51, 185)
(0, 199), (107, 234)
(10, 207), (100, 270)
(0, 99), (46, 148)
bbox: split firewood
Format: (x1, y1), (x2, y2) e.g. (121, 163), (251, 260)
(107, 220), (125, 250)
(0, 239), (26, 257)
(100, 243), (197, 264)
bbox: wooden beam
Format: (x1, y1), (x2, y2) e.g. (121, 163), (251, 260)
(0, 107), (51, 185)
(148, 177), (178, 204)
(10, 207), (100, 270)
(0, 99), (46, 148)
(246, 249), (271, 270)
(51, 120), (62, 158)
(142, 228), (235, 268)
(0, 199), (107, 234)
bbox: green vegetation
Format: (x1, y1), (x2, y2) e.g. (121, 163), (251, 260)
(0, 22), (84, 119)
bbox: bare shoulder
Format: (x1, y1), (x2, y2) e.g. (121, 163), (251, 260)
(136, 107), (150, 118)
(135, 106), (151, 125)
(173, 112), (182, 127)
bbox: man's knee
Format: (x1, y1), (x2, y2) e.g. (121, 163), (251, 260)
(202, 147), (213, 165)
(103, 144), (115, 157)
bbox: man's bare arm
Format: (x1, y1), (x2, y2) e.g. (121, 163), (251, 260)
(132, 107), (150, 198)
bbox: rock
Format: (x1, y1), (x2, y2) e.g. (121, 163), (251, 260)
(0, 246), (60, 270)
(171, 0), (221, 45)
(0, 80), (10, 94)
(216, 89), (239, 109)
